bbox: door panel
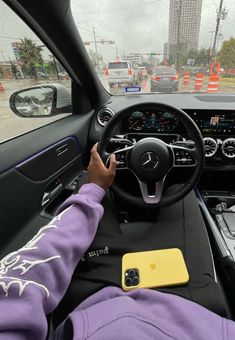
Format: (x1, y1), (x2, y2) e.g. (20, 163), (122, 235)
(0, 112), (93, 174)
(0, 111), (93, 258)
(16, 137), (81, 181)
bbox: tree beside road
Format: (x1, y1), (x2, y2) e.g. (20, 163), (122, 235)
(217, 37), (235, 76)
(18, 38), (44, 79)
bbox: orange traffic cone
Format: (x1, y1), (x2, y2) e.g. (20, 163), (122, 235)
(0, 82), (4, 91)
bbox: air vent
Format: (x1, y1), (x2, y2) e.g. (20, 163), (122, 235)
(222, 138), (235, 158)
(97, 108), (114, 126)
(203, 138), (218, 157)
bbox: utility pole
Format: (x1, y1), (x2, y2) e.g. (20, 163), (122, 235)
(93, 26), (98, 55)
(116, 45), (119, 59)
(49, 55), (59, 79)
(211, 0), (227, 60)
(84, 28), (115, 71)
(209, 31), (215, 55)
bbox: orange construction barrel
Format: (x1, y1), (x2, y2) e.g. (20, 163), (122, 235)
(194, 73), (204, 92)
(207, 75), (219, 93)
(183, 72), (190, 85)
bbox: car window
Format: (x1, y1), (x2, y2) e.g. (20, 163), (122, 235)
(108, 62), (128, 69)
(0, 0), (72, 143)
(155, 67), (176, 74)
(72, 0), (235, 95)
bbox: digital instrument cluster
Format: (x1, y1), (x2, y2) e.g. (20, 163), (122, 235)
(127, 110), (179, 132)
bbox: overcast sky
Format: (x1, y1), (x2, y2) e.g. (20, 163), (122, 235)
(0, 0), (235, 63)
(71, 0), (235, 62)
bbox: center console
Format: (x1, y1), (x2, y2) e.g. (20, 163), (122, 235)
(197, 188), (235, 316)
(185, 110), (235, 169)
(198, 191), (235, 261)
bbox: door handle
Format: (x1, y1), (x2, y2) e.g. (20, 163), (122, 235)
(42, 183), (63, 206)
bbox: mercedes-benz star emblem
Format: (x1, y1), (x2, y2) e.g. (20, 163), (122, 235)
(140, 152), (158, 169)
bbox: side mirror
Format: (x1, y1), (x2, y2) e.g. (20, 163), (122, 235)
(9, 84), (72, 118)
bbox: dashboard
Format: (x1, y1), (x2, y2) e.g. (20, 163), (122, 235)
(94, 93), (235, 169)
(123, 109), (235, 136)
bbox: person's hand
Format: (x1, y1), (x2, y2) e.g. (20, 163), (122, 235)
(88, 143), (116, 190)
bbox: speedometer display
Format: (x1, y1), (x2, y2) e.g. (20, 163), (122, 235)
(128, 111), (146, 131)
(128, 110), (179, 132)
(158, 112), (179, 132)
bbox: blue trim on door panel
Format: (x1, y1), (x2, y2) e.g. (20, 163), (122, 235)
(15, 136), (81, 169)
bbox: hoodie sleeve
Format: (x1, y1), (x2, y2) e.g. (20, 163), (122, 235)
(0, 183), (105, 340)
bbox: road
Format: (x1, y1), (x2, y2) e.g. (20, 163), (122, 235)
(0, 76), (234, 143)
(102, 76), (235, 95)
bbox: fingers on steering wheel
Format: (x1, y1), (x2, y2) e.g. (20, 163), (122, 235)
(91, 142), (116, 171)
(108, 154), (116, 174)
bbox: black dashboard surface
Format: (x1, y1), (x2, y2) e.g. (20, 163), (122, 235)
(92, 93), (235, 136)
(91, 93), (235, 170)
(104, 93), (235, 112)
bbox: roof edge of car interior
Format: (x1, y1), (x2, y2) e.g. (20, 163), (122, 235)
(3, 0), (110, 110)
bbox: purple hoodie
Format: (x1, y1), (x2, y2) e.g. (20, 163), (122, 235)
(0, 183), (234, 339)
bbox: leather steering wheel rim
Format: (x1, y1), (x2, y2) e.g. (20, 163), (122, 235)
(98, 102), (204, 208)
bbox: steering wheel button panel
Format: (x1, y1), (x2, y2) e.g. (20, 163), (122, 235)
(172, 147), (196, 167)
(107, 145), (135, 170)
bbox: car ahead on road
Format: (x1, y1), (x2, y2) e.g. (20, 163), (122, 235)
(106, 60), (137, 88)
(137, 66), (147, 79)
(150, 66), (179, 92)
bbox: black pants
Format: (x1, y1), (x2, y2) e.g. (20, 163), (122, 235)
(53, 191), (227, 326)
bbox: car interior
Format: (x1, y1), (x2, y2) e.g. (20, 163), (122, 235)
(1, 0), (235, 333)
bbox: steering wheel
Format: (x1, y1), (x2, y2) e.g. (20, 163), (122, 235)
(98, 103), (204, 208)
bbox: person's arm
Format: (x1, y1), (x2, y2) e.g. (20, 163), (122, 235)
(0, 144), (116, 340)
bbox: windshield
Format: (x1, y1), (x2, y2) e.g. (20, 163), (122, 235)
(72, 0), (235, 95)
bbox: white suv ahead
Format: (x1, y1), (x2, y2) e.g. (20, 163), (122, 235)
(106, 60), (137, 88)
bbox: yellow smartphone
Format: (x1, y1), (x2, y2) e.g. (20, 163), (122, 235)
(122, 248), (189, 291)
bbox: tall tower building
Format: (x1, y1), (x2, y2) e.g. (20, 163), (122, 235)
(168, 0), (202, 60)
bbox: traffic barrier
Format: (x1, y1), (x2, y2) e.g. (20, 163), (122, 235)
(183, 72), (190, 85)
(0, 82), (4, 91)
(194, 73), (204, 92)
(207, 75), (219, 93)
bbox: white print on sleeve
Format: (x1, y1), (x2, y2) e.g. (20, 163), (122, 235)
(0, 276), (50, 298)
(0, 205), (73, 298)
